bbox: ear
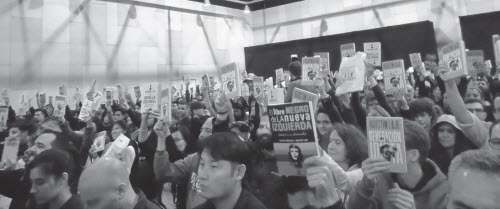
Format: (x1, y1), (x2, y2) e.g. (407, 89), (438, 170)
(59, 172), (69, 186)
(407, 149), (420, 163)
(233, 164), (246, 181)
(117, 183), (127, 200)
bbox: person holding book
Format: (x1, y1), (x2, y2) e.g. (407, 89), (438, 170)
(33, 108), (48, 124)
(284, 61), (317, 103)
(1, 120), (37, 168)
(447, 150), (500, 209)
(78, 157), (162, 209)
(27, 149), (85, 209)
(347, 120), (448, 209)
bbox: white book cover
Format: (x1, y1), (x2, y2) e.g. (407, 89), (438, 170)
(314, 52), (330, 72)
(140, 83), (160, 113)
(220, 62), (240, 99)
(493, 35), (500, 65)
(364, 42), (382, 66)
(292, 88), (319, 110)
(78, 100), (94, 121)
(0, 108), (7, 130)
(340, 43), (356, 58)
(441, 41), (468, 80)
(301, 57), (322, 85)
(253, 77), (264, 99)
(160, 88), (171, 120)
(267, 88), (285, 105)
(409, 53), (426, 75)
(367, 117), (407, 173)
(53, 95), (67, 117)
(336, 52), (367, 95)
(382, 59), (406, 95)
(103, 134), (130, 158)
(466, 50), (485, 76)
(276, 68), (285, 84)
(1, 138), (20, 163)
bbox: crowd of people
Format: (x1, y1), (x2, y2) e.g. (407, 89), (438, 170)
(1, 52), (500, 209)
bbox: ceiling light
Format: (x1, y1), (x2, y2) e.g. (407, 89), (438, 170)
(244, 5), (251, 14)
(204, 0), (211, 6)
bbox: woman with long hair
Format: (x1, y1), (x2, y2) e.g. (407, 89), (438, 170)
(327, 123), (368, 172)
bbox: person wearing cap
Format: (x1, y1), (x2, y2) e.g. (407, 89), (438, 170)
(284, 61), (318, 103)
(428, 114), (477, 175)
(229, 121), (250, 141)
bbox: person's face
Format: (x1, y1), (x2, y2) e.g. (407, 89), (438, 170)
(465, 102), (486, 121)
(34, 111), (45, 123)
(327, 130), (347, 164)
(177, 104), (188, 118)
(447, 169), (500, 209)
(433, 88), (443, 102)
(111, 124), (125, 140)
(113, 111), (124, 122)
(413, 112), (432, 130)
(290, 148), (299, 160)
(199, 119), (213, 140)
(103, 115), (110, 124)
(172, 131), (187, 152)
(490, 124), (500, 139)
(9, 127), (29, 144)
(493, 97), (500, 120)
(193, 108), (205, 118)
(29, 167), (63, 205)
(25, 133), (55, 163)
(405, 86), (415, 102)
(147, 117), (155, 127)
(45, 106), (54, 115)
(437, 123), (456, 149)
(465, 88), (482, 101)
(316, 113), (333, 136)
(198, 149), (240, 200)
(477, 79), (488, 89)
(230, 127), (248, 141)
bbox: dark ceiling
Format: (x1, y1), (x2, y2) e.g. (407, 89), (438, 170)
(189, 0), (304, 11)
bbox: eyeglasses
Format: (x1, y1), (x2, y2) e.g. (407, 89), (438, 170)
(488, 138), (500, 150)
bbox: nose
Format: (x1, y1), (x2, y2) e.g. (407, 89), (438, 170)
(30, 185), (36, 194)
(197, 166), (208, 180)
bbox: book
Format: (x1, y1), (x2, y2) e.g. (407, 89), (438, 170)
(276, 68), (284, 84)
(1, 89), (8, 106)
(493, 35), (500, 66)
(59, 85), (67, 96)
(340, 43), (356, 58)
(291, 88), (319, 110)
(301, 57), (322, 85)
(409, 53), (426, 76)
(265, 77), (274, 90)
(314, 52), (330, 72)
(1, 138), (20, 163)
(39, 93), (47, 106)
(53, 96), (66, 117)
(0, 108), (7, 130)
(382, 59), (406, 95)
(367, 117), (407, 173)
(267, 101), (320, 176)
(268, 88), (285, 105)
(220, 62), (240, 99)
(336, 52), (367, 95)
(364, 42), (382, 66)
(48, 96), (53, 105)
(134, 86), (141, 99)
(202, 74), (211, 89)
(466, 50), (485, 76)
(241, 84), (250, 97)
(92, 131), (107, 153)
(78, 100), (94, 121)
(441, 41), (468, 80)
(160, 88), (171, 120)
(103, 134), (130, 158)
(253, 77), (264, 99)
(140, 83), (160, 113)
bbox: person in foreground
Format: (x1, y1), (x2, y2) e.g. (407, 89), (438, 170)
(347, 120), (448, 209)
(78, 157), (161, 209)
(27, 149), (85, 209)
(447, 150), (500, 209)
(193, 132), (268, 209)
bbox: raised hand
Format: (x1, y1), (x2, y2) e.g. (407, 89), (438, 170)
(388, 183), (416, 209)
(361, 158), (390, 181)
(303, 156), (341, 208)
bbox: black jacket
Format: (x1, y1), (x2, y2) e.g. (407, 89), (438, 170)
(193, 189), (268, 209)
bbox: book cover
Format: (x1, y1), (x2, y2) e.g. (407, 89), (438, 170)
(291, 88), (319, 110)
(340, 43), (356, 58)
(241, 84), (250, 97)
(39, 93), (47, 106)
(367, 117), (407, 173)
(1, 138), (20, 163)
(160, 88), (171, 120)
(267, 101), (320, 176)
(466, 50), (485, 76)
(253, 77), (264, 99)
(1, 89), (8, 106)
(493, 35), (500, 65)
(268, 88), (285, 105)
(49, 96), (53, 105)
(336, 52), (366, 95)
(53, 96), (66, 117)
(78, 100), (94, 121)
(103, 134), (130, 158)
(301, 57), (322, 85)
(59, 85), (67, 96)
(409, 53), (426, 75)
(441, 41), (468, 80)
(134, 86), (141, 99)
(314, 52), (330, 71)
(364, 42), (382, 66)
(92, 131), (107, 153)
(382, 59), (406, 94)
(265, 77), (274, 90)
(0, 108), (7, 130)
(141, 83), (160, 113)
(220, 62), (240, 99)
(202, 74), (211, 89)
(276, 68), (284, 84)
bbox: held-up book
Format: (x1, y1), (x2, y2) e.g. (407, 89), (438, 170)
(267, 88), (285, 105)
(253, 77), (264, 99)
(301, 57), (322, 85)
(140, 83), (160, 113)
(103, 134), (130, 158)
(364, 42), (382, 66)
(267, 102), (320, 176)
(53, 96), (67, 117)
(78, 100), (94, 121)
(59, 85), (67, 96)
(466, 50), (485, 76)
(336, 52), (366, 95)
(265, 77), (274, 90)
(92, 131), (107, 153)
(1, 138), (20, 163)
(291, 88), (319, 110)
(340, 43), (356, 58)
(241, 84), (250, 97)
(382, 59), (406, 95)
(160, 88), (171, 120)
(409, 53), (426, 76)
(493, 35), (500, 66)
(220, 62), (241, 99)
(134, 86), (141, 99)
(0, 108), (7, 130)
(441, 41), (468, 80)
(276, 68), (284, 84)
(40, 93), (47, 106)
(314, 52), (330, 72)
(367, 117), (407, 173)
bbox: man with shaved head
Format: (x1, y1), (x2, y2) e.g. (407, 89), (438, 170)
(79, 157), (161, 209)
